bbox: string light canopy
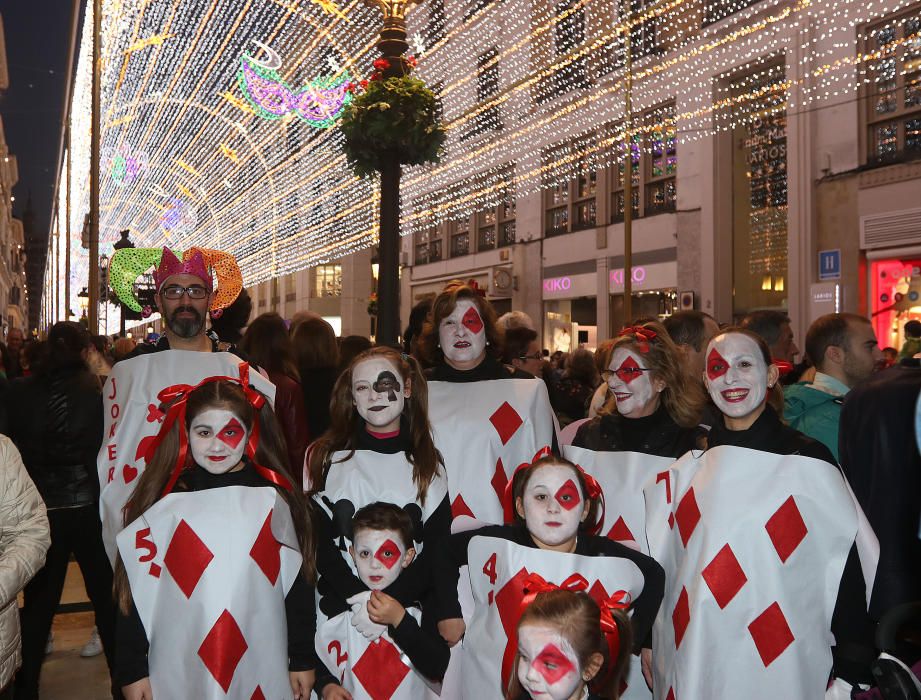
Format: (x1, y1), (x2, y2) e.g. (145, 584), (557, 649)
(51, 0), (920, 303)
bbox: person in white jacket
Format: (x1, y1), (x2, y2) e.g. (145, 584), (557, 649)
(0, 435), (50, 699)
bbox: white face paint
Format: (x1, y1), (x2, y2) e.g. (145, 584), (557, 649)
(439, 299), (487, 367)
(520, 464), (585, 550)
(705, 333), (769, 419)
(189, 409), (248, 475)
(607, 347), (659, 418)
(352, 357), (406, 433)
(517, 625), (583, 700)
(351, 529), (408, 590)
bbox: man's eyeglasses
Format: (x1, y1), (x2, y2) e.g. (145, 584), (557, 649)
(518, 353), (543, 361)
(160, 284), (209, 300)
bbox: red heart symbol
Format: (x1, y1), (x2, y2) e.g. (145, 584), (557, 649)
(123, 464), (138, 483)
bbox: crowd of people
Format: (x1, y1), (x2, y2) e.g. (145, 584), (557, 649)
(0, 244), (917, 700)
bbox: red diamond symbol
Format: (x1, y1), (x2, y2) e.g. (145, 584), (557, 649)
(198, 609), (248, 692)
(250, 511), (282, 585)
(675, 488), (701, 547)
(491, 458), (508, 504)
(451, 494), (475, 519)
(164, 519), (214, 598)
(666, 688), (676, 700)
(607, 516), (635, 543)
(490, 402), (523, 445)
(251, 688), (265, 700)
(748, 602), (795, 667)
(765, 496), (808, 563)
(701, 543), (748, 609)
(353, 638), (409, 700)
(672, 586), (690, 649)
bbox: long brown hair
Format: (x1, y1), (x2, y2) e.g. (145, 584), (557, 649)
(239, 312), (300, 380)
(417, 280), (503, 366)
(114, 380), (315, 613)
(603, 321), (705, 428)
(306, 347), (442, 506)
(291, 316), (339, 369)
(511, 455), (601, 535)
(505, 590), (633, 699)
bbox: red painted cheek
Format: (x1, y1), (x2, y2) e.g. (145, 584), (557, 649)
(217, 418), (245, 449)
(534, 644), (576, 685)
(462, 306), (484, 334)
(615, 355), (642, 384)
(706, 349), (729, 380)
(554, 479), (581, 511)
(374, 539), (402, 569)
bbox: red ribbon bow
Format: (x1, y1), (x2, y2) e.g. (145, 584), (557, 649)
(466, 279), (487, 297)
(620, 325), (658, 354)
(519, 572), (590, 615)
(773, 359), (794, 377)
(148, 363), (292, 497)
(595, 590), (632, 690)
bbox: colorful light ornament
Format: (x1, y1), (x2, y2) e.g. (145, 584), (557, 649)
(105, 142), (149, 186)
(159, 197), (198, 236)
(237, 41), (353, 128)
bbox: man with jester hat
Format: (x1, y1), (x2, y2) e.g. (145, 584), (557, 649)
(98, 247), (276, 562)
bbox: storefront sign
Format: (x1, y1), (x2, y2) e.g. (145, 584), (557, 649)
(541, 272), (596, 299)
(543, 276), (573, 292)
(608, 261), (677, 294)
(609, 266), (647, 286)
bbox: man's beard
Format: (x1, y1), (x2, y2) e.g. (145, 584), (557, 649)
(167, 305), (205, 338)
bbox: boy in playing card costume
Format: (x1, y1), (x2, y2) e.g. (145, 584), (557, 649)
(507, 589), (633, 700)
(433, 456), (664, 700)
(316, 503), (450, 699)
(307, 347), (450, 629)
(644, 328), (878, 699)
(113, 372), (317, 700)
(417, 280), (556, 526)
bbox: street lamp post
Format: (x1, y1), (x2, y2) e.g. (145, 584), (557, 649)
(112, 229), (135, 337)
(77, 287), (89, 327)
(100, 253), (109, 336)
(366, 0), (420, 347)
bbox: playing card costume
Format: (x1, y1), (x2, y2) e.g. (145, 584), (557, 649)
(644, 406), (877, 698)
(433, 524), (664, 700)
(116, 480), (308, 698)
(316, 604), (448, 699)
(312, 428), (451, 616)
(427, 358), (556, 524)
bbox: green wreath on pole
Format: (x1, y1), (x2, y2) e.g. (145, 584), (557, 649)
(340, 69), (447, 179)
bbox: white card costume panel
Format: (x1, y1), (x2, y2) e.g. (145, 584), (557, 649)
(117, 486), (301, 700)
(99, 351), (276, 562)
(461, 535), (646, 700)
(316, 608), (430, 699)
(643, 446), (861, 700)
(313, 450), (448, 576)
(564, 445), (676, 554)
(428, 378), (554, 524)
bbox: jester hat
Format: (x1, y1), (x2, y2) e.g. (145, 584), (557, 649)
(108, 246), (243, 312)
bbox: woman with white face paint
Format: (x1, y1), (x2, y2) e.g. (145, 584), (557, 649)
(431, 456), (664, 700)
(307, 348), (450, 641)
(643, 328), (876, 699)
(416, 280), (556, 529)
(112, 377), (317, 700)
(507, 589), (632, 700)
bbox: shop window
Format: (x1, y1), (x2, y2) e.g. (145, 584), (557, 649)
(465, 48), (502, 140)
(543, 138), (598, 236)
(414, 226), (443, 264)
(536, 0), (590, 104)
(314, 264), (342, 297)
(862, 10), (921, 165)
(450, 216), (471, 258)
(427, 0), (446, 45)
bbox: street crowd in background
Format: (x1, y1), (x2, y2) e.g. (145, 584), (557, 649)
(0, 246), (917, 700)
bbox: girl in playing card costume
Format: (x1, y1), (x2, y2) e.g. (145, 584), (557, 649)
(644, 328), (877, 699)
(507, 589), (633, 700)
(417, 280), (556, 524)
(307, 347), (450, 621)
(432, 455), (664, 700)
(113, 373), (318, 700)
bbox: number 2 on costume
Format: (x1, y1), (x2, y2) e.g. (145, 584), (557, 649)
(135, 527), (161, 577)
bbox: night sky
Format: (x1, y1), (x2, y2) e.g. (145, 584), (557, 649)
(1, 0), (76, 245)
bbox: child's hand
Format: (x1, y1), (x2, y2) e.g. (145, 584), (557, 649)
(289, 669), (315, 699)
(346, 591), (387, 640)
(122, 677), (154, 700)
(322, 684), (353, 700)
(367, 590), (405, 627)
(438, 617), (466, 646)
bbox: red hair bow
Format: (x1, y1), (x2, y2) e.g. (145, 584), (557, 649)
(620, 325), (658, 354)
(519, 572), (590, 615)
(773, 359), (794, 377)
(466, 279), (487, 297)
(595, 590), (632, 690)
(148, 363), (293, 496)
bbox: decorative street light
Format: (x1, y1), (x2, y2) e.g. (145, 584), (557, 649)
(77, 287), (89, 326)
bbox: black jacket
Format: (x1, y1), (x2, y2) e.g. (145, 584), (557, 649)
(5, 368), (103, 509)
(573, 404), (697, 458)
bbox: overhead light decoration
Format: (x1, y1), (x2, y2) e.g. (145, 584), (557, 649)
(237, 41), (353, 127)
(105, 142), (149, 186)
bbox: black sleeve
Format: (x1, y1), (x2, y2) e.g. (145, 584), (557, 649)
(286, 571), (319, 671)
(830, 545), (876, 686)
(313, 665), (340, 695)
(115, 598), (150, 687)
(422, 495), (452, 547)
(591, 537), (665, 652)
(431, 525), (510, 621)
(390, 612), (451, 682)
